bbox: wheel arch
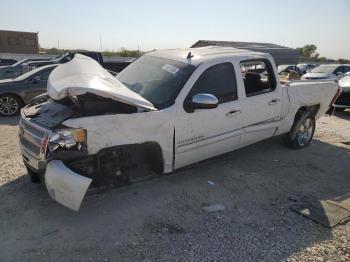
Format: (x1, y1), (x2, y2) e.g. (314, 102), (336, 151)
(97, 141), (165, 175)
(294, 104), (320, 122)
(0, 93), (25, 106)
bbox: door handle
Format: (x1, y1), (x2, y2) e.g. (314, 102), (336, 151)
(268, 99), (280, 105)
(226, 110), (241, 118)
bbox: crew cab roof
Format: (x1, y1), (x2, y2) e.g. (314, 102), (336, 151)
(147, 46), (270, 66)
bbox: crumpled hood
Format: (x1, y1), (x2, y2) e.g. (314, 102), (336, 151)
(47, 54), (157, 111)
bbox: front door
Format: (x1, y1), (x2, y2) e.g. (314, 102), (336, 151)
(174, 62), (244, 169)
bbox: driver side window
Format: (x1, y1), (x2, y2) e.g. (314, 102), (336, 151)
(187, 63), (238, 103)
(32, 69), (52, 81)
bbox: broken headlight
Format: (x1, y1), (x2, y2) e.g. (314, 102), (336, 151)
(49, 129), (86, 151)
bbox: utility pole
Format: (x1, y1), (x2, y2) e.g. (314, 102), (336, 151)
(99, 36), (103, 52)
(57, 40), (59, 49)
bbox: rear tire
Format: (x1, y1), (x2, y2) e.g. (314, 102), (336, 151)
(26, 166), (41, 183)
(283, 111), (316, 149)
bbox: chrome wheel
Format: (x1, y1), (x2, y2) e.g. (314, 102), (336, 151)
(296, 118), (314, 146)
(0, 96), (19, 116)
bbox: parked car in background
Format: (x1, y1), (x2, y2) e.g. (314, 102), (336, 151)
(0, 58), (17, 66)
(297, 63), (317, 74)
(22, 51), (133, 74)
(18, 50), (338, 210)
(302, 64), (350, 81)
(333, 75), (350, 111)
(278, 65), (304, 76)
(0, 58), (52, 80)
(21, 53), (74, 72)
(0, 64), (58, 116)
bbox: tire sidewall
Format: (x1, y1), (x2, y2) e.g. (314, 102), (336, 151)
(285, 112), (316, 149)
(0, 94), (23, 116)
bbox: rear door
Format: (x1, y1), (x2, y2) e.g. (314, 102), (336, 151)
(174, 60), (244, 169)
(238, 59), (283, 146)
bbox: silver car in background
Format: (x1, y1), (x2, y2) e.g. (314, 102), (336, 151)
(302, 64), (350, 81)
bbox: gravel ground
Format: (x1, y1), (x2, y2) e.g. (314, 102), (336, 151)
(0, 111), (349, 262)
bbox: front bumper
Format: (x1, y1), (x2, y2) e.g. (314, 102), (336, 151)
(21, 144), (47, 173)
(19, 112), (93, 211)
(45, 160), (92, 211)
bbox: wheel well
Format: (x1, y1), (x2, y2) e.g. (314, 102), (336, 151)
(294, 104), (320, 122)
(0, 93), (25, 106)
(62, 142), (164, 186)
(98, 142), (164, 174)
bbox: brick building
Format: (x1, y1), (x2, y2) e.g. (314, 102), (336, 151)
(0, 30), (39, 54)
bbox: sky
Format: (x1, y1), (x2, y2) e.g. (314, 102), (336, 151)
(1, 0), (350, 59)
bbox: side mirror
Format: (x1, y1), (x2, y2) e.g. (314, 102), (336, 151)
(185, 93), (219, 112)
(344, 72), (350, 76)
(32, 76), (41, 83)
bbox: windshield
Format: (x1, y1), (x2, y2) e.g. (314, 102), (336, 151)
(15, 65), (54, 81)
(51, 54), (63, 60)
(117, 55), (195, 109)
(12, 59), (28, 67)
(50, 53), (68, 62)
(310, 65), (337, 74)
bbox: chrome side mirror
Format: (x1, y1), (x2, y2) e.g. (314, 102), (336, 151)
(185, 93), (219, 112)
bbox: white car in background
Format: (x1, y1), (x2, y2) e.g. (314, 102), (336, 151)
(302, 64), (350, 81)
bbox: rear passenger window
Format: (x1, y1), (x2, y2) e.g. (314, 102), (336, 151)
(240, 60), (276, 97)
(188, 63), (237, 103)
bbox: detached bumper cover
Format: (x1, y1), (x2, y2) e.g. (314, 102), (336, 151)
(45, 160), (92, 211)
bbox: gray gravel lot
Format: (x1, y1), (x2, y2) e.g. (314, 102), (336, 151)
(0, 112), (349, 262)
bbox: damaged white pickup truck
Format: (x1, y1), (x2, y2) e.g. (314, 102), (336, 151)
(19, 48), (339, 210)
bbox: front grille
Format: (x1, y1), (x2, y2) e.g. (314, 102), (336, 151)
(19, 115), (49, 160)
(20, 118), (45, 138)
(20, 136), (41, 156)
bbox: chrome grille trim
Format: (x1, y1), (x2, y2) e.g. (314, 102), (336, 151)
(19, 111), (51, 162)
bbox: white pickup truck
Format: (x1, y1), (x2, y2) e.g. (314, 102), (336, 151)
(19, 47), (339, 210)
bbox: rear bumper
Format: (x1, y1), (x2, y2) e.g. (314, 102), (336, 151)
(334, 92), (350, 108)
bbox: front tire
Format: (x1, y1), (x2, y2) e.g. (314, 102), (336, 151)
(284, 111), (316, 149)
(0, 94), (23, 116)
(26, 166), (41, 183)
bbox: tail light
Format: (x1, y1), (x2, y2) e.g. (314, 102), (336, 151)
(330, 86), (342, 106)
(326, 86), (342, 115)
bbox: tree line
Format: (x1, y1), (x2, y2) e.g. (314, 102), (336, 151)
(40, 44), (349, 63)
(296, 44), (350, 64)
(39, 47), (144, 57)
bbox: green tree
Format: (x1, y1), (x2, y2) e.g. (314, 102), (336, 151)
(338, 58), (350, 64)
(295, 44), (323, 62)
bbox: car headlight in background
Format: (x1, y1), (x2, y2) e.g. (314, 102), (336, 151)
(49, 128), (86, 151)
